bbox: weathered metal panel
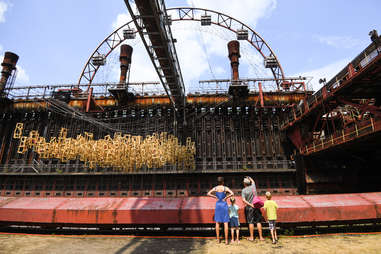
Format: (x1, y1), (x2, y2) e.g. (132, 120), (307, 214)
(54, 198), (125, 224)
(0, 197), (66, 223)
(270, 195), (313, 223)
(359, 192), (381, 219)
(302, 193), (376, 222)
(116, 197), (182, 224)
(0, 193), (380, 226)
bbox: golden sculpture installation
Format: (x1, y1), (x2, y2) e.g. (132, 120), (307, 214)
(13, 123), (196, 171)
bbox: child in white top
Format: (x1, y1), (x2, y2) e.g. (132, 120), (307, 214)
(228, 197), (240, 243)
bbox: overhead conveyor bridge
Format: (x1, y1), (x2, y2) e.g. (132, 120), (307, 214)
(123, 0), (185, 110)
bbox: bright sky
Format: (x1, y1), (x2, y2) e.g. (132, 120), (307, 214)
(0, 0), (380, 92)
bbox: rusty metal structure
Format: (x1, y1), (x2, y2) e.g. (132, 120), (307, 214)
(0, 0), (380, 230)
(281, 33), (381, 194)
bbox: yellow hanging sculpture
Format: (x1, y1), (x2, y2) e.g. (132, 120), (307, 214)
(13, 123), (196, 171)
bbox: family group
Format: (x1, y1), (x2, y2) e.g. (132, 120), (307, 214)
(207, 176), (278, 244)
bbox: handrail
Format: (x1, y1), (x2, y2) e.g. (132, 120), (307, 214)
(281, 39), (381, 129)
(300, 117), (379, 155)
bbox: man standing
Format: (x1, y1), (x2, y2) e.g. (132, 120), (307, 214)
(241, 176), (264, 241)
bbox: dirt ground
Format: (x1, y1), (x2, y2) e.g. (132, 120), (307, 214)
(1, 233), (381, 254)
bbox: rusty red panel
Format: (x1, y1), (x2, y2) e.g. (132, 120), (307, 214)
(270, 195), (313, 223)
(0, 197), (66, 223)
(359, 192), (381, 219)
(0, 193), (380, 226)
(181, 197), (217, 224)
(54, 198), (126, 224)
(116, 197), (182, 224)
(302, 193), (376, 222)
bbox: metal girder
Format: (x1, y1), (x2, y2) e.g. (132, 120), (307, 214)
(123, 0), (185, 111)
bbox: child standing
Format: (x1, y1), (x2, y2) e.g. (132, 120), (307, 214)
(263, 191), (278, 244)
(228, 197), (240, 243)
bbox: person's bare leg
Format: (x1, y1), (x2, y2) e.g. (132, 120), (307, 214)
(257, 222), (264, 240)
(274, 228), (278, 241)
(224, 222), (229, 244)
(247, 223), (254, 241)
(231, 228), (235, 243)
(216, 223), (220, 243)
(236, 228), (240, 243)
(271, 229), (275, 243)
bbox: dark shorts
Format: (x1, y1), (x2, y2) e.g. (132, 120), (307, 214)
(268, 220), (276, 230)
(245, 206), (264, 224)
(229, 217), (239, 227)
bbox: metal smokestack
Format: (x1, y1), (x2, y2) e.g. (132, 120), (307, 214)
(227, 40), (240, 81)
(119, 44), (133, 87)
(0, 51), (19, 95)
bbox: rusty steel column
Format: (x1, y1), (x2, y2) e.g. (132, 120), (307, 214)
(0, 51), (19, 95)
(227, 40), (240, 81)
(258, 82), (264, 107)
(119, 44), (133, 87)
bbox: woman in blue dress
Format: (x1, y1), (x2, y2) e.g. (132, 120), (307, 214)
(207, 176), (234, 244)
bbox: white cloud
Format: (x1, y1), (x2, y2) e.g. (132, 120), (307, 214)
(296, 58), (350, 91)
(14, 65), (30, 85)
(0, 1), (7, 23)
(112, 13), (129, 31)
(186, 0), (276, 27)
(315, 35), (363, 49)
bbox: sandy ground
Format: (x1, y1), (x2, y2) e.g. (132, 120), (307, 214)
(0, 233), (381, 254)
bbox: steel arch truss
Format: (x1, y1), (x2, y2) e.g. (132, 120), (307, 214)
(78, 7), (285, 89)
(78, 20), (136, 87)
(168, 7), (285, 86)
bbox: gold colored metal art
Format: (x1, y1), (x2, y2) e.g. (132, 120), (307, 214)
(13, 123), (195, 171)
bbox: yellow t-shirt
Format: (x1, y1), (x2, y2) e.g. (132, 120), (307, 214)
(264, 200), (278, 220)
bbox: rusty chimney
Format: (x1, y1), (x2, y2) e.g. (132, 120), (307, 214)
(0, 51), (19, 95)
(119, 44), (133, 87)
(227, 40), (240, 81)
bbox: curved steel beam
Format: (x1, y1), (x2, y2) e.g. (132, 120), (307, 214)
(168, 7), (285, 86)
(77, 20), (136, 89)
(78, 7), (285, 89)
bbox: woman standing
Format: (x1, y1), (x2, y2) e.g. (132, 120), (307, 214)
(207, 176), (234, 244)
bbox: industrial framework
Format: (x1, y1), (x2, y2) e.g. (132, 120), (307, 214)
(0, 1), (380, 231)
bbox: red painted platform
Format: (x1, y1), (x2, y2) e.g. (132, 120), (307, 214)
(0, 193), (380, 226)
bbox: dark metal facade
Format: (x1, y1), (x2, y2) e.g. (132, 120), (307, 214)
(0, 91), (303, 197)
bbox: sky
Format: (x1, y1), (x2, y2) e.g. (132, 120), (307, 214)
(0, 0), (380, 92)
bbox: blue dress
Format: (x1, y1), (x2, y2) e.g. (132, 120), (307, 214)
(214, 190), (230, 223)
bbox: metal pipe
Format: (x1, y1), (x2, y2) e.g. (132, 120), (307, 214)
(0, 51), (19, 95)
(227, 40), (240, 81)
(119, 44), (133, 87)
(258, 82), (264, 107)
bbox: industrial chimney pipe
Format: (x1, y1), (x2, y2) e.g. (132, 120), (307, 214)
(227, 40), (240, 81)
(0, 51), (19, 95)
(119, 44), (133, 87)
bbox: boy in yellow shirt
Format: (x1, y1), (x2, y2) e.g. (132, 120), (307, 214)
(263, 191), (278, 244)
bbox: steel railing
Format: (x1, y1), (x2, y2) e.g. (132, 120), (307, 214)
(281, 41), (381, 129)
(300, 117), (379, 155)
